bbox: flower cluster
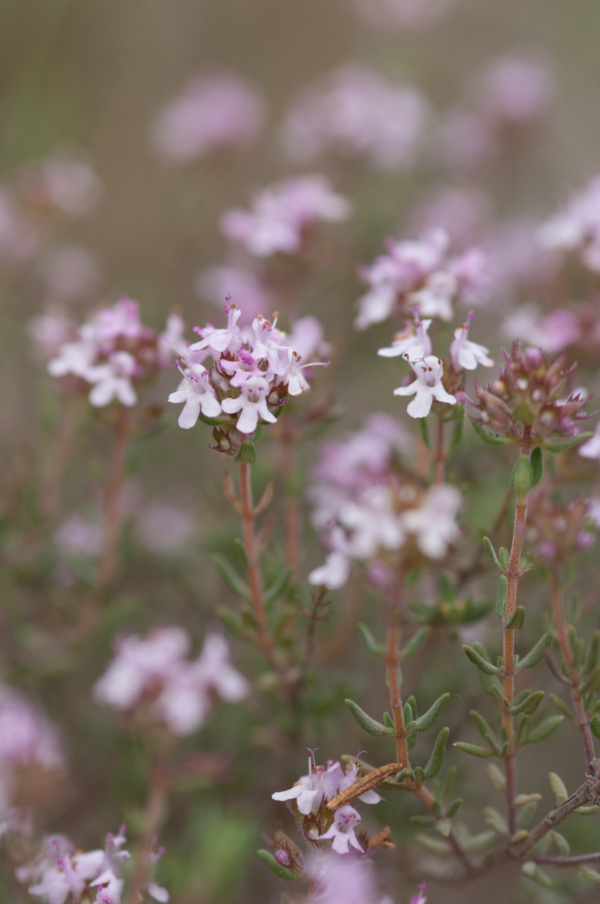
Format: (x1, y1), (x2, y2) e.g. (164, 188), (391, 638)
(352, 0), (456, 33)
(526, 488), (594, 563)
(355, 228), (486, 330)
(18, 828), (168, 904)
(48, 298), (181, 407)
(151, 72), (266, 164)
(94, 628), (248, 737)
(220, 175), (350, 258)
(280, 65), (429, 171)
(459, 342), (591, 448)
(168, 304), (328, 438)
(0, 687), (65, 830)
(307, 415), (461, 589)
(272, 752), (381, 855)
(538, 175), (600, 273)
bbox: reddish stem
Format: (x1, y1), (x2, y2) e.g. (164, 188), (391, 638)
(126, 759), (170, 904)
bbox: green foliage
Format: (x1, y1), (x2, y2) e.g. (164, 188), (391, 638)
(454, 741), (494, 758)
(463, 645), (500, 675)
(357, 623), (385, 657)
(470, 420), (513, 445)
(257, 850), (300, 881)
(510, 691), (544, 716)
(483, 537), (502, 570)
(414, 693), (450, 732)
(512, 455), (534, 500)
(517, 633), (552, 670)
(423, 727), (450, 779)
(524, 716), (563, 744)
(530, 446), (544, 487)
(345, 699), (394, 736)
(495, 575), (508, 618)
(235, 440), (256, 463)
(212, 555), (250, 599)
(505, 606), (525, 630)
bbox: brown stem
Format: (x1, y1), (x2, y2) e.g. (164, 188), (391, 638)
(512, 777), (600, 859)
(502, 430), (532, 837)
(281, 418), (300, 574)
(98, 409), (134, 592)
(386, 620), (408, 767)
(39, 397), (81, 519)
(551, 566), (597, 770)
(434, 414), (445, 484)
(238, 462), (289, 694)
(126, 759), (170, 904)
(533, 852), (600, 868)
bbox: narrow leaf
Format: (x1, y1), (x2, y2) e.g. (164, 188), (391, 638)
(483, 537), (502, 570)
(235, 440), (256, 464)
(414, 693), (451, 732)
(581, 664), (600, 696)
(257, 850), (300, 881)
(445, 798), (463, 818)
(463, 645), (500, 675)
(454, 742), (493, 758)
(264, 567), (293, 604)
(442, 766), (456, 800)
(470, 419), (513, 445)
(495, 575), (508, 618)
(345, 699), (394, 737)
(525, 716), (563, 744)
(424, 727), (450, 779)
(401, 626), (431, 659)
(550, 695), (576, 721)
(212, 555), (250, 599)
(357, 623), (385, 657)
(530, 446), (544, 486)
(505, 606), (525, 631)
(549, 772), (568, 805)
(544, 432), (593, 453)
(517, 633), (552, 670)
(511, 691), (544, 716)
(590, 713), (600, 739)
(470, 710), (500, 750)
(487, 764), (506, 792)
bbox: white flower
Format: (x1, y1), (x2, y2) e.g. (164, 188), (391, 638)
(409, 271), (456, 321)
(579, 423), (600, 460)
(191, 633), (249, 704)
(393, 355), (456, 418)
(308, 550), (351, 589)
(88, 352), (137, 407)
(221, 375), (277, 434)
(168, 364), (221, 428)
(449, 312), (493, 371)
(403, 484), (461, 558)
(251, 314), (289, 375)
(318, 805), (364, 855)
(378, 317), (432, 360)
(48, 340), (96, 380)
(190, 304), (242, 356)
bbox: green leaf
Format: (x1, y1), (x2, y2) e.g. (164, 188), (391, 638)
(511, 690), (544, 715)
(544, 432), (593, 453)
(517, 801), (539, 827)
(424, 728), (450, 779)
(513, 455), (534, 500)
(580, 866), (600, 882)
(345, 699), (394, 737)
(495, 575), (508, 618)
(517, 716), (531, 745)
(410, 815), (436, 828)
(549, 772), (568, 805)
(463, 645), (500, 675)
(517, 633), (552, 670)
(549, 831), (570, 857)
(235, 441), (256, 464)
(530, 446), (544, 487)
(483, 537), (502, 570)
(581, 664), (600, 696)
(442, 767), (456, 800)
(522, 861), (554, 889)
(525, 716), (563, 744)
(499, 547), (510, 569)
(216, 606), (250, 641)
(383, 712), (395, 731)
(591, 714), (600, 739)
(414, 693), (451, 732)
(413, 766), (425, 785)
(357, 623), (386, 657)
(257, 850), (300, 881)
(418, 418), (431, 450)
(550, 695), (575, 721)
(470, 710), (500, 751)
(470, 419), (513, 445)
(212, 555), (251, 599)
(487, 764), (506, 792)
(454, 741), (493, 758)
(448, 414), (464, 453)
(401, 626), (431, 658)
(576, 805), (600, 816)
(445, 798), (463, 818)
(264, 567), (293, 605)
(584, 631), (600, 676)
(485, 807), (508, 835)
(505, 606), (525, 631)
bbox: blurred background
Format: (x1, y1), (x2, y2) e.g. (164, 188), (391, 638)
(2, 0), (600, 902)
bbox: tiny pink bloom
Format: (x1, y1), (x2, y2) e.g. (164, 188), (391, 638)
(168, 363), (221, 428)
(393, 355), (457, 418)
(449, 312), (493, 371)
(221, 375), (277, 434)
(318, 805), (364, 855)
(378, 317), (432, 360)
(88, 351), (137, 408)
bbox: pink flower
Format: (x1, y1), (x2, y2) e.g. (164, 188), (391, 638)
(40, 246), (100, 302)
(88, 351), (137, 408)
(378, 316), (432, 360)
(220, 175), (350, 258)
(403, 485), (462, 558)
(55, 515), (103, 559)
(478, 56), (553, 127)
(579, 423), (600, 461)
(151, 72), (265, 163)
(280, 65), (429, 171)
(449, 312), (493, 371)
(393, 355), (457, 418)
(538, 176), (600, 273)
(0, 687), (63, 772)
(190, 304), (243, 356)
(168, 363), (221, 428)
(221, 375), (277, 434)
(318, 805), (364, 855)
(16, 150), (102, 217)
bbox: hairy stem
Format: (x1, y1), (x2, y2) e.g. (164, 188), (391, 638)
(386, 620), (408, 767)
(98, 409), (134, 592)
(126, 759), (170, 904)
(434, 414), (445, 484)
(502, 429), (532, 836)
(533, 852), (600, 867)
(238, 462), (288, 692)
(512, 777), (600, 858)
(551, 566), (597, 770)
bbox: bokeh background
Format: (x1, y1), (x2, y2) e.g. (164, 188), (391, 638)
(2, 0), (600, 902)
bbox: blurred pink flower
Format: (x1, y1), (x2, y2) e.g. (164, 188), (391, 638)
(0, 186), (39, 264)
(16, 150), (102, 217)
(0, 688), (63, 771)
(136, 504), (196, 555)
(29, 306), (76, 364)
(151, 73), (265, 163)
(478, 56), (554, 128)
(39, 246), (101, 301)
(503, 305), (581, 353)
(280, 65), (429, 170)
(220, 175), (350, 257)
(538, 176), (600, 273)
(55, 515), (103, 559)
(409, 185), (491, 249)
(449, 312), (493, 371)
(94, 628), (248, 736)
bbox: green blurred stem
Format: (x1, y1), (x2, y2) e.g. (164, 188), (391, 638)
(434, 413), (445, 484)
(502, 426), (531, 837)
(99, 408), (134, 592)
(126, 759), (170, 904)
(550, 565), (596, 769)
